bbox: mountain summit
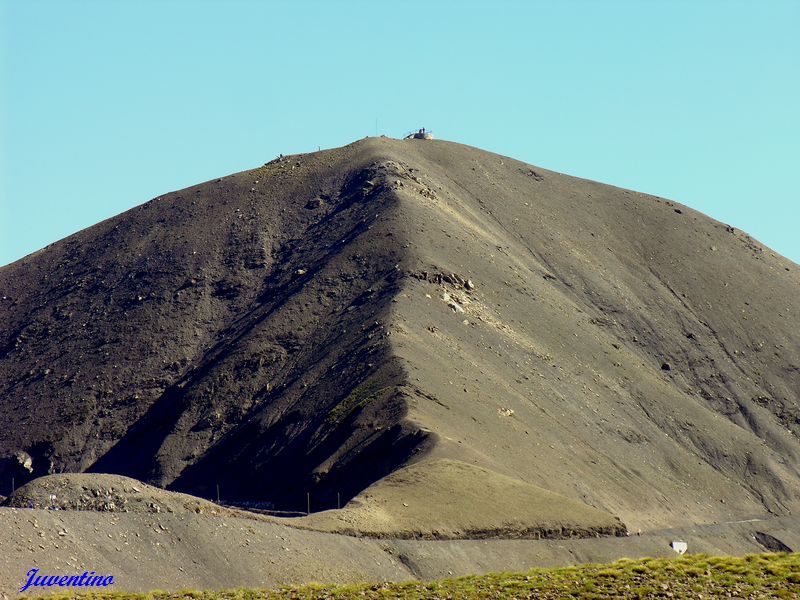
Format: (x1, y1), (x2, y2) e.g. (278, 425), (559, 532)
(1, 137), (798, 535)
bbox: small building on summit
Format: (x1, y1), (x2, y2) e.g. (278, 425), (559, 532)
(405, 127), (434, 140)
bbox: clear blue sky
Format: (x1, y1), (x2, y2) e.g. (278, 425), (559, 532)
(2, 0), (798, 267)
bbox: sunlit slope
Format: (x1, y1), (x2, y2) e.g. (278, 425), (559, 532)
(380, 138), (800, 529)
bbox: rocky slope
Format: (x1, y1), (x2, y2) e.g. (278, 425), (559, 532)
(1, 137), (798, 534)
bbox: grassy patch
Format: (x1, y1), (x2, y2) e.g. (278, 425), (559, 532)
(325, 380), (388, 425)
(29, 552), (799, 599)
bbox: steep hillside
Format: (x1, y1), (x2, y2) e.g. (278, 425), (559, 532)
(0, 140), (421, 513)
(379, 139), (800, 529)
(1, 137), (798, 533)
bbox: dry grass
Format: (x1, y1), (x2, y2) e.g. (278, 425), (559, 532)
(30, 552), (799, 599)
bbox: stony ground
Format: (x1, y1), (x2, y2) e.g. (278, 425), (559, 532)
(4, 474), (230, 516)
(1, 506), (797, 596)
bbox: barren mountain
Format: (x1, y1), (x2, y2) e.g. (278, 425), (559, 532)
(1, 137), (798, 536)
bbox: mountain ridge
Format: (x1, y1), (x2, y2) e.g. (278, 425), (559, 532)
(1, 137), (798, 535)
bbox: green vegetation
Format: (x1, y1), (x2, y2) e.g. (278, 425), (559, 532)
(325, 381), (388, 425)
(33, 552), (799, 599)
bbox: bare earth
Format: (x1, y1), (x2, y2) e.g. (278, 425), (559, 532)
(0, 505), (797, 597)
(1, 137), (798, 593)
